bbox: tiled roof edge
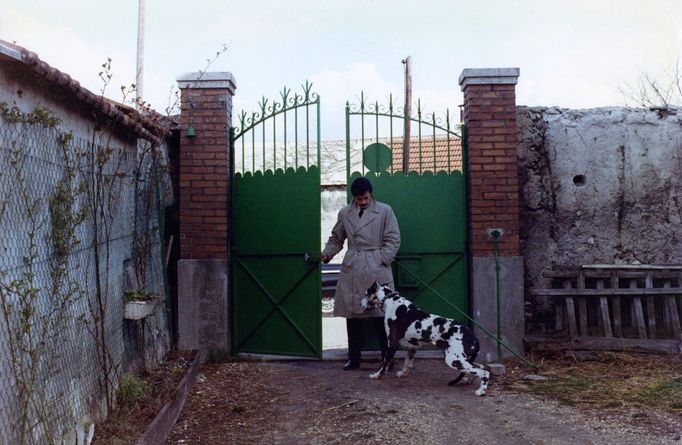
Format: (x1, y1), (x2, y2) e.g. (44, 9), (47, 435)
(0, 39), (163, 146)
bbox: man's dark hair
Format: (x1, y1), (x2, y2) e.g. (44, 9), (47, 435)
(350, 177), (373, 196)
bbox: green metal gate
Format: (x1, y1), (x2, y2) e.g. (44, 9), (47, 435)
(230, 83), (321, 358)
(346, 93), (467, 321)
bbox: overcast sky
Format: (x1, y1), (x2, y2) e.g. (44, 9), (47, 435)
(2, 0), (681, 138)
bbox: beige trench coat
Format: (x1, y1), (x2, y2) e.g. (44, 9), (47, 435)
(323, 198), (401, 318)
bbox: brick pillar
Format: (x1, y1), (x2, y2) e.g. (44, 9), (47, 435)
(459, 68), (524, 361)
(176, 72), (236, 351)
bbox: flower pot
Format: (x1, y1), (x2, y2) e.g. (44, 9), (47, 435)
(124, 300), (156, 320)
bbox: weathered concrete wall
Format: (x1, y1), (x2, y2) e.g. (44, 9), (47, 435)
(517, 106), (682, 332)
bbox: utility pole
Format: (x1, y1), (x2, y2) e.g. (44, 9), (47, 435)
(402, 56), (412, 173)
(136, 0), (145, 107)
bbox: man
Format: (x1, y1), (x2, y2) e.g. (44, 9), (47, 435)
(321, 177), (401, 370)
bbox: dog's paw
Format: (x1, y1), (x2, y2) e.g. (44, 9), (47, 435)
(475, 388), (486, 397)
(368, 371), (382, 379)
(395, 369), (409, 378)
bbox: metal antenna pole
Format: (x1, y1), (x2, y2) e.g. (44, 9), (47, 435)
(402, 56), (412, 173)
(136, 0), (145, 107)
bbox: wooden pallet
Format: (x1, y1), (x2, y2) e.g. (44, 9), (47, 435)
(532, 265), (682, 344)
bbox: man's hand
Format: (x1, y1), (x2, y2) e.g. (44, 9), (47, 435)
(320, 252), (330, 263)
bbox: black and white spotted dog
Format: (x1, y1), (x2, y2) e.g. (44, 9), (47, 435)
(361, 281), (490, 396)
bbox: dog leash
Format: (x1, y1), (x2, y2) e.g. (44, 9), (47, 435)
(393, 262), (538, 370)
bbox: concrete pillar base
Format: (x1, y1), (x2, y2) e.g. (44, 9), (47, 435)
(177, 259), (229, 351)
(471, 256), (524, 362)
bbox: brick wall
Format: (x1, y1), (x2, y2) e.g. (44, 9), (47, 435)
(460, 69), (520, 257)
(177, 73), (236, 260)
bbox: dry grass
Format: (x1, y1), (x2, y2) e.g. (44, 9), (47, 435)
(501, 351), (682, 412)
(92, 351), (194, 444)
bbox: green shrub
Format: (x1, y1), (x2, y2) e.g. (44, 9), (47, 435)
(119, 373), (150, 404)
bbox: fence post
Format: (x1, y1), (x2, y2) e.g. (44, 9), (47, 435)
(459, 68), (524, 361)
(176, 72), (236, 351)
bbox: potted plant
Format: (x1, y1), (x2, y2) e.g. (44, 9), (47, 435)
(124, 290), (158, 320)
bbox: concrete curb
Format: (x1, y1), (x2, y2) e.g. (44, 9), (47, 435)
(135, 350), (205, 445)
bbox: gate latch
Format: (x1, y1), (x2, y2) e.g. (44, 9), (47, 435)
(304, 253), (321, 263)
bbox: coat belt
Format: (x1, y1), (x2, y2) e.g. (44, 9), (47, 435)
(350, 246), (381, 252)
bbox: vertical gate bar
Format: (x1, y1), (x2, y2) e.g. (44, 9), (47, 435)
(295, 101), (299, 169)
(345, 101), (351, 185)
(410, 99), (424, 175)
(317, 96), (321, 167)
(251, 112), (256, 173)
(389, 94), (394, 174)
(375, 101), (379, 144)
(241, 131), (245, 174)
(360, 91), (365, 175)
(262, 119), (266, 172)
(306, 101), (310, 168)
(273, 108), (277, 171)
(432, 112), (437, 172)
(284, 107), (288, 170)
(261, 97), (267, 172)
(283, 87), (289, 170)
(446, 110), (452, 171)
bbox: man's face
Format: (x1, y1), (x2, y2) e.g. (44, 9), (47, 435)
(354, 191), (372, 209)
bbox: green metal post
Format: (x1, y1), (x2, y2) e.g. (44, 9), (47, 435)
(493, 234), (502, 359)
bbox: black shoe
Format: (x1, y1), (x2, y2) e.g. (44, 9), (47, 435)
(343, 360), (360, 370)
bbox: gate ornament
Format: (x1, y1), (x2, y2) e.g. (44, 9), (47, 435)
(363, 142), (392, 173)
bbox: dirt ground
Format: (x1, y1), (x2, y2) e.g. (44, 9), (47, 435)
(166, 356), (682, 445)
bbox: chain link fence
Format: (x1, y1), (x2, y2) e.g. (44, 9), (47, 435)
(0, 104), (171, 444)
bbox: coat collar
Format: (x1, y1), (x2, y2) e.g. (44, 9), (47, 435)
(347, 197), (378, 233)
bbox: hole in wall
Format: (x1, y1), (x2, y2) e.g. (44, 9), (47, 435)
(572, 174), (586, 187)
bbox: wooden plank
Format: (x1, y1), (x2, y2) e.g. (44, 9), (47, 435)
(610, 272), (622, 337)
(524, 335), (682, 354)
(582, 264), (682, 270)
(663, 280), (682, 340)
(629, 279), (648, 339)
(577, 271), (588, 336)
(543, 270), (580, 279)
(596, 279), (613, 337)
(531, 288), (682, 297)
(565, 297), (578, 340)
(563, 280), (577, 340)
(645, 272), (656, 339)
(555, 296), (565, 331)
(135, 350), (205, 445)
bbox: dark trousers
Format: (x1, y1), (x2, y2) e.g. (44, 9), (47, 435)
(346, 317), (388, 363)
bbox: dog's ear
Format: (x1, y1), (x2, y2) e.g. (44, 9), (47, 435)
(368, 281), (378, 294)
